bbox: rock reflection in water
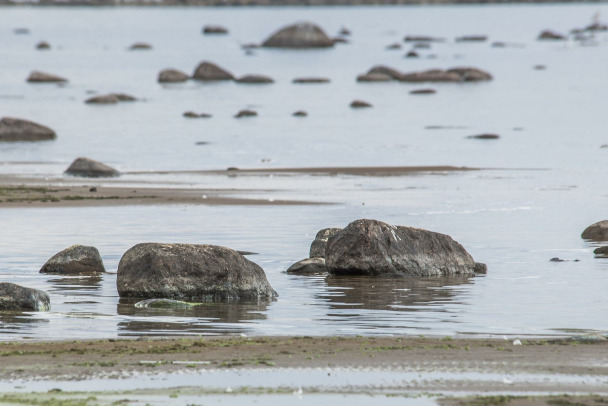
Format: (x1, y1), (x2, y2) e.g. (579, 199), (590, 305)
(47, 276), (103, 292)
(322, 276), (474, 311)
(116, 298), (269, 336)
(0, 311), (49, 338)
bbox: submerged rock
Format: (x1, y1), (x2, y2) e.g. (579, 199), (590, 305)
(582, 220), (608, 241)
(0, 117), (56, 142)
(129, 42), (152, 50)
(325, 219), (481, 277)
(262, 22), (334, 48)
(386, 43), (402, 50)
(203, 25), (229, 34)
(405, 50), (419, 58)
(236, 74), (274, 84)
(40, 245), (105, 275)
(27, 71), (67, 83)
(192, 61), (235, 81)
(0, 282), (50, 311)
(85, 94), (120, 104)
(135, 298), (195, 308)
(293, 77), (330, 84)
(292, 110), (308, 117)
(410, 88), (436, 95)
(594, 246), (608, 256)
(65, 157), (120, 178)
(350, 100), (372, 108)
(400, 69), (461, 83)
(36, 41), (51, 50)
(309, 227), (342, 258)
(538, 30), (567, 40)
(404, 35), (444, 42)
(455, 35), (488, 42)
(183, 111), (212, 118)
(286, 258), (327, 275)
(467, 133), (500, 139)
(158, 68), (190, 83)
(234, 109), (258, 118)
(116, 243), (278, 302)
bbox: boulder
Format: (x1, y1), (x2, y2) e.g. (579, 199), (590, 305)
(286, 258), (327, 275)
(36, 41), (51, 50)
(594, 246), (608, 256)
(116, 243), (278, 302)
(293, 77), (330, 84)
(400, 69), (461, 83)
(350, 100), (372, 108)
(0, 117), (56, 142)
(192, 61), (235, 81)
(235, 109), (258, 118)
(262, 22), (334, 48)
(236, 74), (274, 84)
(65, 157), (120, 178)
(158, 68), (190, 83)
(129, 42), (152, 50)
(582, 220), (608, 241)
(367, 65), (403, 80)
(357, 73), (392, 82)
(538, 30), (567, 40)
(203, 25), (229, 34)
(410, 88), (436, 95)
(467, 133), (499, 140)
(40, 245), (105, 275)
(0, 282), (50, 311)
(325, 219), (480, 277)
(447, 67), (493, 82)
(292, 110), (308, 117)
(309, 227), (342, 258)
(27, 71), (67, 83)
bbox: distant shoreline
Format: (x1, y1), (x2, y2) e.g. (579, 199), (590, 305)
(1, 0), (607, 6)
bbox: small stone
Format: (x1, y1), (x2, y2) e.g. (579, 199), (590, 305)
(36, 41), (51, 50)
(27, 71), (68, 83)
(292, 110), (308, 117)
(467, 133), (500, 140)
(350, 100), (372, 108)
(236, 74), (274, 84)
(473, 262), (488, 274)
(203, 25), (229, 35)
(386, 43), (402, 50)
(85, 94), (120, 104)
(65, 157), (120, 178)
(129, 42), (152, 50)
(550, 257), (566, 262)
(234, 109), (257, 118)
(538, 30), (567, 40)
(410, 88), (436, 95)
(594, 246), (608, 256)
(286, 258), (327, 275)
(292, 77), (330, 84)
(158, 69), (190, 83)
(405, 50), (419, 58)
(455, 35), (488, 42)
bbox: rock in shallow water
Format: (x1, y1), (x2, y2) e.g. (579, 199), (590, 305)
(262, 22), (334, 48)
(0, 282), (50, 311)
(158, 68), (190, 83)
(192, 61), (234, 81)
(582, 220), (608, 241)
(286, 258), (327, 275)
(309, 227), (342, 258)
(40, 245), (105, 275)
(325, 219), (481, 277)
(65, 157), (120, 178)
(117, 243), (277, 302)
(27, 70), (67, 83)
(0, 117), (56, 142)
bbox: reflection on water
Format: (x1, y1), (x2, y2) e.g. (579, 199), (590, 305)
(322, 275), (474, 311)
(47, 276), (103, 292)
(0, 311), (49, 337)
(116, 298), (269, 336)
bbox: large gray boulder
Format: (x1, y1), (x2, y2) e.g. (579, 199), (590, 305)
(116, 243), (278, 302)
(309, 227), (342, 258)
(325, 219), (481, 277)
(158, 68), (190, 83)
(40, 245), (105, 275)
(65, 157), (120, 178)
(262, 22), (334, 48)
(0, 117), (56, 142)
(0, 283), (50, 311)
(192, 61), (235, 81)
(27, 71), (68, 83)
(582, 220), (608, 241)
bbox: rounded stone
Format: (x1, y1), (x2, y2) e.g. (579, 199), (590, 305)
(262, 22), (334, 48)
(192, 61), (235, 81)
(286, 258), (327, 275)
(40, 245), (105, 275)
(0, 282), (50, 311)
(65, 157), (120, 178)
(158, 69), (190, 83)
(0, 117), (56, 142)
(582, 220), (608, 241)
(27, 71), (67, 83)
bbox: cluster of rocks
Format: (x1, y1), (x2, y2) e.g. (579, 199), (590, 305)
(158, 62), (273, 84)
(357, 65), (493, 83)
(287, 219), (487, 277)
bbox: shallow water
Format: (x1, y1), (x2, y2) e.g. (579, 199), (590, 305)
(1, 4), (608, 340)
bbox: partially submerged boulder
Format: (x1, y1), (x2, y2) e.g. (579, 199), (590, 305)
(292, 110), (308, 117)
(350, 100), (372, 108)
(538, 30), (567, 40)
(262, 22), (334, 48)
(192, 61), (235, 81)
(116, 243), (278, 302)
(40, 245), (105, 275)
(404, 35), (444, 42)
(0, 282), (50, 311)
(410, 88), (436, 95)
(183, 111), (212, 118)
(65, 157), (120, 178)
(286, 258), (327, 275)
(325, 219), (482, 277)
(158, 68), (190, 83)
(309, 227), (342, 258)
(203, 25), (229, 34)
(27, 71), (67, 83)
(235, 109), (258, 118)
(293, 77), (330, 84)
(85, 93), (137, 104)
(594, 246), (608, 257)
(582, 220), (608, 241)
(0, 117), (56, 142)
(455, 35), (488, 42)
(236, 74), (274, 84)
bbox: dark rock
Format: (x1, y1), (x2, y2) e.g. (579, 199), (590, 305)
(455, 35), (488, 42)
(582, 220), (608, 241)
(234, 109), (257, 118)
(112, 93), (137, 102)
(293, 77), (330, 84)
(262, 22), (334, 48)
(405, 51), (419, 58)
(0, 117), (56, 142)
(467, 133), (500, 140)
(135, 299), (195, 308)
(40, 245), (105, 275)
(183, 111), (212, 118)
(158, 68), (190, 83)
(473, 262), (487, 274)
(401, 69), (461, 83)
(0, 282), (50, 311)
(447, 67), (493, 81)
(550, 257), (566, 262)
(116, 243), (278, 302)
(36, 41), (51, 50)
(386, 43), (402, 50)
(410, 88), (436, 95)
(350, 100), (372, 108)
(325, 219), (478, 277)
(310, 227), (342, 258)
(85, 94), (120, 104)
(129, 42), (152, 50)
(89, 187), (97, 192)
(538, 30), (567, 40)
(534, 65), (547, 70)
(65, 157), (120, 178)
(367, 65), (403, 80)
(585, 22), (608, 32)
(404, 35), (443, 42)
(27, 71), (67, 83)
(339, 27), (351, 36)
(192, 61), (235, 81)
(292, 110), (308, 117)
(357, 73), (392, 82)
(203, 25), (228, 34)
(236, 74), (274, 84)
(286, 258), (327, 275)
(594, 246), (608, 256)
(14, 28), (30, 35)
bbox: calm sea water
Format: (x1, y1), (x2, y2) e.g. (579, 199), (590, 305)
(0, 4), (607, 339)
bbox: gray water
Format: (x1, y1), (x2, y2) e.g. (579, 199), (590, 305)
(1, 4), (608, 340)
